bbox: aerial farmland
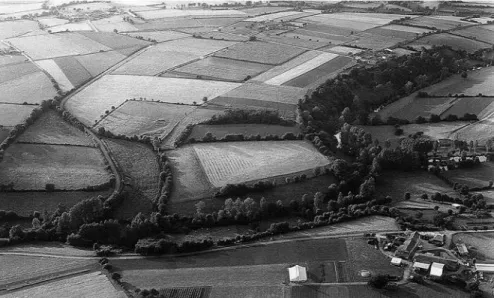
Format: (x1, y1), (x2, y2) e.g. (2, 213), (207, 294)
(1, 1), (494, 297)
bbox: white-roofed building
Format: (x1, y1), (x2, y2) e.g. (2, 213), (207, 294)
(288, 265), (307, 282)
(430, 263), (445, 277)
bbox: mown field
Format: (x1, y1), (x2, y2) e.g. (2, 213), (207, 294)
(66, 75), (240, 126)
(96, 100), (195, 139)
(188, 124), (301, 141)
(452, 232), (494, 260)
(48, 21), (93, 33)
(17, 110), (94, 146)
(409, 33), (491, 52)
(0, 54), (27, 66)
(35, 59), (75, 91)
(193, 140), (330, 188)
(322, 45), (364, 55)
(214, 41), (306, 65)
(453, 119), (494, 146)
(252, 50), (322, 82)
(0, 143), (111, 191)
(441, 162), (494, 189)
(0, 61), (38, 84)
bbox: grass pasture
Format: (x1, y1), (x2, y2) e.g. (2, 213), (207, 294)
(96, 100), (195, 139)
(35, 59), (74, 91)
(245, 11), (305, 22)
(74, 51), (126, 77)
(188, 124), (301, 141)
(0, 144), (111, 191)
(135, 9), (246, 20)
(0, 104), (37, 126)
(194, 30), (249, 42)
(452, 26), (494, 44)
(261, 33), (333, 50)
(192, 140), (330, 187)
(174, 56), (272, 82)
(453, 120), (494, 145)
(54, 56), (92, 87)
(195, 17), (245, 27)
(17, 110), (94, 146)
(0, 71), (57, 104)
(240, 6), (292, 15)
(0, 62), (38, 84)
(441, 162), (494, 189)
(348, 32), (406, 50)
(0, 20), (39, 40)
(216, 81), (306, 105)
(209, 97), (297, 120)
(134, 18), (202, 31)
(0, 126), (11, 143)
(124, 30), (189, 42)
(322, 46), (364, 55)
(377, 96), (456, 121)
(92, 15), (138, 32)
(403, 16), (472, 30)
(410, 33), (491, 52)
(48, 21), (93, 33)
(38, 17), (69, 28)
(252, 50), (321, 82)
(214, 41), (306, 65)
(78, 31), (151, 51)
(441, 97), (494, 119)
(452, 232), (494, 260)
(66, 75), (240, 126)
(0, 54), (27, 67)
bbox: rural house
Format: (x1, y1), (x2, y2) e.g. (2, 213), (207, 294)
(395, 231), (421, 260)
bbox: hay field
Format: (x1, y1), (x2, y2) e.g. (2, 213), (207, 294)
(322, 46), (364, 55)
(136, 9), (246, 20)
(35, 59), (74, 91)
(265, 52), (338, 85)
(0, 2), (43, 14)
(7, 33), (111, 60)
(48, 21), (93, 33)
(300, 14), (388, 32)
(218, 82), (306, 105)
(66, 75), (240, 125)
(348, 32), (406, 50)
(92, 15), (138, 32)
(149, 38), (237, 56)
(0, 71), (57, 104)
(214, 41), (306, 65)
(377, 96), (456, 121)
(134, 18), (202, 31)
(0, 144), (111, 191)
(0, 61), (39, 84)
(75, 51), (126, 77)
(78, 31), (151, 51)
(441, 97), (494, 118)
(0, 104), (37, 126)
(245, 10), (304, 22)
(403, 16), (474, 30)
(96, 100), (195, 138)
(1, 272), (122, 298)
(259, 34), (329, 50)
(240, 6), (292, 15)
(124, 30), (189, 42)
(17, 110), (94, 146)
(38, 17), (69, 27)
(0, 20), (39, 39)
(195, 17), (244, 27)
(54, 56), (92, 87)
(0, 54), (27, 67)
(252, 50), (321, 82)
(453, 120), (494, 145)
(452, 26), (494, 44)
(193, 140), (330, 187)
(410, 33), (491, 52)
(174, 56), (272, 81)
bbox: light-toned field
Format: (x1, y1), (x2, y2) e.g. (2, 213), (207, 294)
(92, 15), (138, 32)
(214, 41), (306, 65)
(0, 20), (39, 39)
(380, 24), (434, 34)
(96, 100), (195, 138)
(17, 110), (94, 146)
(410, 33), (491, 52)
(453, 232), (494, 260)
(300, 13), (400, 31)
(38, 17), (69, 28)
(245, 10), (303, 22)
(54, 56), (92, 87)
(0, 104), (37, 126)
(149, 37), (237, 56)
(1, 271), (123, 298)
(61, 1), (113, 11)
(136, 9), (246, 19)
(78, 31), (151, 51)
(453, 119), (494, 145)
(0, 2), (43, 14)
(0, 61), (39, 83)
(348, 32), (406, 50)
(252, 50), (321, 82)
(74, 51), (126, 77)
(124, 30), (189, 42)
(217, 81), (306, 105)
(403, 16), (472, 30)
(195, 17), (244, 27)
(322, 45), (364, 55)
(364, 27), (422, 40)
(0, 144), (111, 191)
(452, 25), (494, 44)
(66, 75), (240, 126)
(240, 6), (292, 15)
(194, 30), (249, 42)
(0, 54), (27, 67)
(265, 52), (338, 85)
(48, 21), (93, 33)
(188, 124), (301, 141)
(193, 140), (330, 187)
(36, 59), (74, 91)
(7, 32), (111, 60)
(174, 56), (272, 82)
(0, 71), (57, 104)
(134, 18), (202, 31)
(261, 33), (332, 49)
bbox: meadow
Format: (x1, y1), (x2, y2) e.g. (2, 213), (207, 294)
(124, 30), (189, 42)
(377, 96), (456, 121)
(192, 140), (330, 187)
(252, 50), (321, 82)
(38, 17), (68, 28)
(453, 120), (494, 145)
(0, 20), (39, 40)
(0, 71), (58, 104)
(135, 9), (246, 20)
(348, 32), (406, 50)
(54, 56), (93, 87)
(263, 33), (334, 49)
(210, 97), (297, 120)
(214, 41), (306, 65)
(0, 104), (37, 126)
(245, 10), (305, 22)
(92, 15), (139, 32)
(74, 51), (126, 77)
(48, 21), (93, 33)
(0, 62), (39, 84)
(35, 59), (75, 91)
(134, 18), (202, 31)
(0, 144), (111, 191)
(188, 124), (301, 141)
(217, 82), (306, 105)
(441, 162), (494, 189)
(403, 16), (472, 30)
(0, 54), (27, 67)
(410, 33), (491, 52)
(452, 232), (494, 260)
(322, 45), (364, 55)
(78, 31), (151, 51)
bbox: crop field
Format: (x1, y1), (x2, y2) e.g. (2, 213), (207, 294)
(298, 23), (355, 39)
(441, 97), (494, 118)
(134, 18), (203, 31)
(0, 255), (94, 289)
(217, 81), (307, 105)
(0, 20), (39, 39)
(214, 41), (306, 65)
(453, 232), (494, 260)
(48, 21), (93, 33)
(2, 271), (123, 298)
(92, 15), (138, 32)
(264, 52), (338, 85)
(0, 104), (37, 126)
(410, 33), (491, 52)
(194, 30), (249, 41)
(193, 140), (330, 187)
(441, 162), (494, 189)
(152, 37), (237, 56)
(78, 31), (151, 51)
(239, 6), (292, 15)
(0, 54), (27, 67)
(259, 34), (329, 50)
(0, 71), (57, 105)
(282, 55), (355, 88)
(96, 100), (195, 138)
(104, 139), (158, 219)
(377, 96), (456, 121)
(38, 17), (69, 28)
(54, 56), (92, 87)
(136, 9), (247, 20)
(0, 144), (111, 191)
(252, 51), (321, 82)
(17, 110), (94, 146)
(321, 45), (363, 55)
(348, 32), (406, 50)
(188, 124), (301, 141)
(124, 30), (189, 42)
(74, 51), (126, 77)
(245, 10), (305, 22)
(452, 26), (494, 44)
(174, 56), (272, 82)
(0, 190), (111, 217)
(364, 27), (424, 40)
(35, 59), (74, 91)
(402, 16), (471, 30)
(0, 61), (39, 84)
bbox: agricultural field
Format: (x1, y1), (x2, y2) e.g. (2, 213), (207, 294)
(124, 30), (189, 42)
(135, 9), (247, 20)
(0, 54), (27, 67)
(402, 16), (472, 30)
(66, 75), (240, 126)
(214, 41), (306, 65)
(16, 110), (94, 146)
(441, 97), (494, 119)
(96, 100), (196, 138)
(48, 21), (93, 33)
(409, 33), (491, 52)
(0, 61), (39, 84)
(194, 30), (249, 41)
(173, 56), (272, 82)
(0, 143), (111, 191)
(364, 25), (430, 40)
(154, 38), (238, 56)
(252, 50), (320, 82)
(239, 6), (293, 16)
(441, 162), (494, 189)
(245, 10), (306, 22)
(0, 126), (11, 143)
(209, 97), (297, 120)
(38, 17), (69, 28)
(452, 26), (494, 44)
(1, 271), (123, 298)
(347, 32), (406, 50)
(216, 81), (306, 105)
(452, 232), (494, 260)
(0, 104), (37, 126)
(74, 51), (126, 77)
(92, 15), (138, 32)
(188, 124), (301, 141)
(282, 55), (355, 88)
(300, 13), (408, 32)
(0, 71), (57, 104)
(35, 59), (75, 91)
(195, 17), (245, 27)
(0, 20), (39, 40)
(192, 140), (330, 187)
(54, 56), (93, 87)
(260, 33), (334, 50)
(377, 96), (457, 121)
(322, 45), (364, 55)
(78, 31), (151, 51)
(104, 139), (159, 219)
(453, 120), (494, 146)
(133, 18), (203, 31)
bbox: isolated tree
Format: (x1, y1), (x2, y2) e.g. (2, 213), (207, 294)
(461, 71), (468, 79)
(368, 274), (389, 289)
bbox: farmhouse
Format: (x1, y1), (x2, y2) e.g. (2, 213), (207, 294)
(395, 231), (421, 260)
(456, 243), (469, 256)
(429, 234), (445, 246)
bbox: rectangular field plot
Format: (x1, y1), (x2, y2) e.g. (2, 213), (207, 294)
(193, 140), (330, 187)
(0, 144), (111, 191)
(54, 56), (92, 87)
(0, 71), (57, 105)
(1, 272), (122, 298)
(66, 75), (240, 126)
(134, 18), (202, 31)
(174, 57), (272, 82)
(0, 61), (39, 83)
(35, 59), (74, 91)
(0, 104), (37, 126)
(265, 52), (338, 85)
(245, 11), (306, 22)
(78, 31), (151, 51)
(252, 50), (321, 82)
(403, 16), (472, 30)
(347, 32), (406, 50)
(453, 26), (494, 44)
(218, 82), (307, 105)
(322, 46), (364, 55)
(214, 41), (306, 65)
(153, 38), (237, 56)
(96, 100), (196, 138)
(7, 32), (112, 60)
(441, 162), (494, 189)
(282, 55), (354, 88)
(92, 15), (138, 32)
(210, 97), (297, 120)
(417, 67), (494, 96)
(74, 50), (126, 77)
(188, 124), (301, 141)
(38, 17), (69, 28)
(240, 6), (292, 15)
(364, 26), (424, 40)
(48, 21), (93, 33)
(194, 31), (249, 42)
(17, 110), (94, 146)
(441, 97), (494, 118)
(0, 54), (27, 67)
(259, 34), (330, 50)
(453, 120), (494, 145)
(409, 33), (491, 52)
(136, 9), (246, 20)
(377, 96), (456, 121)
(124, 30), (189, 42)
(0, 20), (39, 39)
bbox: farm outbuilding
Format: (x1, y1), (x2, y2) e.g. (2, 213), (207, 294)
(430, 263), (445, 277)
(456, 243), (468, 256)
(288, 265), (307, 282)
(475, 263), (494, 273)
(395, 231), (421, 260)
(413, 262), (431, 271)
(391, 257), (403, 266)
